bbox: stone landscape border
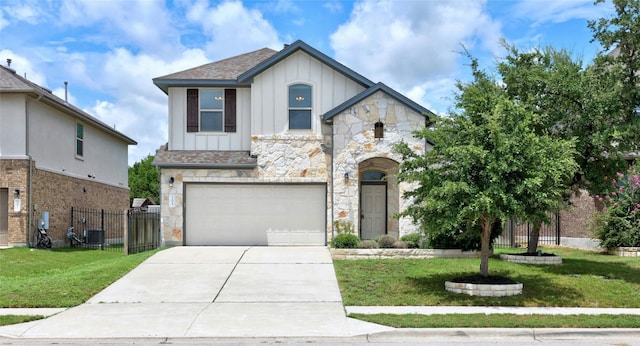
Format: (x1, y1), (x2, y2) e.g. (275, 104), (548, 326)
(608, 247), (639, 257)
(330, 248), (484, 260)
(499, 254), (563, 265)
(444, 281), (523, 297)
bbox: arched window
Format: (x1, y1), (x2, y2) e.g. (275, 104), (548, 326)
(361, 170), (386, 181)
(288, 84), (312, 129)
(374, 121), (384, 138)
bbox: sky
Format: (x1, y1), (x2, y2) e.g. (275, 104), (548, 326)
(0, 0), (615, 166)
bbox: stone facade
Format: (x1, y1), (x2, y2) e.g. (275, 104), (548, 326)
(1, 158), (129, 247)
(331, 91), (428, 238)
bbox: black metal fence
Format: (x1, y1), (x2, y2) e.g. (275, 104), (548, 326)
(494, 213), (560, 248)
(69, 207), (161, 254)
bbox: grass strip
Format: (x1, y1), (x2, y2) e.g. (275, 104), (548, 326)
(0, 315), (44, 326)
(351, 313), (640, 328)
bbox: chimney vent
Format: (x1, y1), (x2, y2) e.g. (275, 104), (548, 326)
(6, 59), (11, 67)
(64, 81), (68, 102)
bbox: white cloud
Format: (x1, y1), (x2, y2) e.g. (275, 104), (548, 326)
(186, 0), (282, 59)
(511, 0), (614, 25)
(330, 0), (502, 112)
(58, 0), (181, 57)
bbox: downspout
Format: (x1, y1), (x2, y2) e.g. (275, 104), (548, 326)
(26, 93), (42, 247)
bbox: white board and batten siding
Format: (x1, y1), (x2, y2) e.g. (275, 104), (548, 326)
(251, 50), (366, 136)
(184, 183), (326, 246)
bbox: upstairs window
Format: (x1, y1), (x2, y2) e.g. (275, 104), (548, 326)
(76, 123), (84, 157)
(200, 90), (224, 132)
(288, 84), (312, 130)
(187, 89), (236, 133)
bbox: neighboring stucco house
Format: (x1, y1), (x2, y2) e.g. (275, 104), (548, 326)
(153, 40), (433, 246)
(0, 64), (136, 247)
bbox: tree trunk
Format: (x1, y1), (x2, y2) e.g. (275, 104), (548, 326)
(480, 218), (492, 277)
(527, 219), (543, 254)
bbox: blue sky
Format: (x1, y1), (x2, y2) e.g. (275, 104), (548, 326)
(0, 0), (613, 165)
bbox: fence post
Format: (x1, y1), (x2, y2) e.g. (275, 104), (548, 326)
(555, 212), (561, 245)
(124, 210), (129, 255)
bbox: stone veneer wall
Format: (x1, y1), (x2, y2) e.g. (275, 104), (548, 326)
(1, 159), (129, 247)
(159, 134), (331, 246)
(331, 91), (428, 237)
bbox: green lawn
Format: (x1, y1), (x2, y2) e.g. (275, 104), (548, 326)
(0, 247), (161, 308)
(333, 247), (640, 307)
(351, 313), (640, 328)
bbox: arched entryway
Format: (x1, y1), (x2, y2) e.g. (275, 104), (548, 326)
(358, 158), (399, 240)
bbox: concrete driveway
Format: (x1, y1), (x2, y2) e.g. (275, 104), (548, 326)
(0, 246), (391, 339)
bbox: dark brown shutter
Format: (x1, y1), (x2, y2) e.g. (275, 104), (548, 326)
(186, 89), (199, 132)
(224, 89), (236, 133)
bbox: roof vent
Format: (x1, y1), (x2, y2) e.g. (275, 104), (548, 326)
(6, 59), (11, 67)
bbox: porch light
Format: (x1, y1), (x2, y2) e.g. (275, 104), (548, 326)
(344, 172), (349, 181)
(169, 176), (175, 187)
(14, 189), (19, 197)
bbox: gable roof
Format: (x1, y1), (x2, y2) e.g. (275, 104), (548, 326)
(153, 48), (278, 93)
(237, 40), (374, 87)
(0, 65), (136, 145)
(323, 82), (435, 124)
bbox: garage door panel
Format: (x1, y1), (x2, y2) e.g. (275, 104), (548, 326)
(186, 184), (325, 246)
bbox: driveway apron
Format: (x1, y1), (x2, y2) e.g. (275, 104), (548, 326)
(0, 246), (391, 339)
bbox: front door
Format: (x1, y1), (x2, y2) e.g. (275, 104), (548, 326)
(0, 189), (8, 246)
(360, 184), (386, 240)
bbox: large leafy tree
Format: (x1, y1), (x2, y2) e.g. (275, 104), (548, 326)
(396, 58), (577, 277)
(494, 0), (640, 252)
(128, 154), (160, 204)
(589, 0), (640, 149)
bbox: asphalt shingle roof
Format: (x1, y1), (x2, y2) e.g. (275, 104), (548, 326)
(154, 48), (278, 81)
(152, 144), (257, 168)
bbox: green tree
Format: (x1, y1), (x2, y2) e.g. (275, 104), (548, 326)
(128, 154), (160, 204)
(589, 0), (640, 150)
(396, 58), (577, 277)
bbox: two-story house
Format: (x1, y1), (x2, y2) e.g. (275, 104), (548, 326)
(152, 40), (433, 246)
(0, 64), (136, 247)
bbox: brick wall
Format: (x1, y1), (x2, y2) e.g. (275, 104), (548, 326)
(1, 158), (129, 247)
(559, 189), (597, 238)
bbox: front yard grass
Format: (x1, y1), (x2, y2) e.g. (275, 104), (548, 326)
(333, 247), (640, 307)
(0, 247), (161, 308)
(335, 247), (640, 328)
(352, 313), (640, 328)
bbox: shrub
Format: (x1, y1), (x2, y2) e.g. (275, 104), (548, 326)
(425, 221), (502, 251)
(400, 233), (423, 249)
(592, 166), (640, 249)
(377, 235), (397, 248)
(358, 240), (379, 249)
(392, 241), (408, 249)
(330, 233), (360, 248)
(333, 220), (355, 234)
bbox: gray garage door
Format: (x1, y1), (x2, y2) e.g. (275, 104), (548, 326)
(185, 184), (326, 245)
